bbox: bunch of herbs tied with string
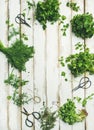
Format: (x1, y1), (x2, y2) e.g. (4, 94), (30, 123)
(1, 20), (35, 106)
(25, 0), (69, 36)
(39, 103), (57, 130)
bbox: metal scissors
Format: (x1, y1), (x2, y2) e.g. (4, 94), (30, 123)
(21, 107), (41, 127)
(15, 14), (31, 28)
(72, 77), (91, 92)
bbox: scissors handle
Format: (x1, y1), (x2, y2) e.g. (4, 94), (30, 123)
(32, 112), (41, 120)
(25, 118), (33, 127)
(15, 14), (25, 24)
(82, 80), (91, 89)
(15, 14), (31, 28)
(72, 77), (91, 92)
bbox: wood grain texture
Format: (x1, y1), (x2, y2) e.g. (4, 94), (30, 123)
(85, 1), (94, 130)
(0, 1), (8, 130)
(0, 0), (94, 130)
(71, 0), (85, 130)
(59, 0), (72, 130)
(33, 0), (47, 130)
(8, 0), (21, 130)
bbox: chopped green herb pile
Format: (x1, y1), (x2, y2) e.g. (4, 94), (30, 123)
(71, 13), (94, 39)
(35, 0), (60, 29)
(5, 72), (31, 107)
(40, 105), (57, 130)
(0, 40), (34, 71)
(66, 2), (80, 12)
(60, 42), (94, 77)
(58, 99), (88, 125)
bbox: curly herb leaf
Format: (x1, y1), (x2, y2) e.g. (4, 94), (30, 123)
(35, 0), (60, 30)
(71, 13), (94, 39)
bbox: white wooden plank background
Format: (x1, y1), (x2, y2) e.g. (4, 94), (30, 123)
(0, 0), (94, 130)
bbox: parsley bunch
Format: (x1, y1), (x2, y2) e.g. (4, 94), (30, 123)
(71, 13), (94, 39)
(35, 0), (60, 29)
(60, 43), (94, 77)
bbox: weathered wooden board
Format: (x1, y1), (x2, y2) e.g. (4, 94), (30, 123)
(0, 0), (94, 130)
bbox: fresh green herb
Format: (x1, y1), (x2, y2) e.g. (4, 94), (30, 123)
(27, 0), (35, 10)
(59, 56), (67, 81)
(5, 72), (31, 107)
(11, 90), (31, 107)
(71, 13), (94, 39)
(23, 0), (69, 35)
(59, 16), (69, 36)
(4, 72), (28, 89)
(6, 21), (28, 41)
(60, 43), (94, 77)
(82, 93), (94, 107)
(35, 0), (60, 30)
(66, 2), (80, 12)
(58, 99), (88, 125)
(40, 105), (57, 130)
(61, 23), (69, 36)
(0, 40), (34, 71)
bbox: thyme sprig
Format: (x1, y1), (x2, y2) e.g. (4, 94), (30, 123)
(5, 72), (31, 107)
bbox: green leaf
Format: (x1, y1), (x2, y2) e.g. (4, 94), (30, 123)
(7, 96), (12, 100)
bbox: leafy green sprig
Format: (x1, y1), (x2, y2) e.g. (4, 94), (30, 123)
(5, 72), (31, 107)
(11, 90), (31, 107)
(66, 2), (80, 12)
(4, 72), (28, 89)
(71, 13), (94, 39)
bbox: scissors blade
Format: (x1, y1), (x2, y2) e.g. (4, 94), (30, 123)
(21, 107), (28, 115)
(24, 22), (31, 28)
(72, 86), (79, 92)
